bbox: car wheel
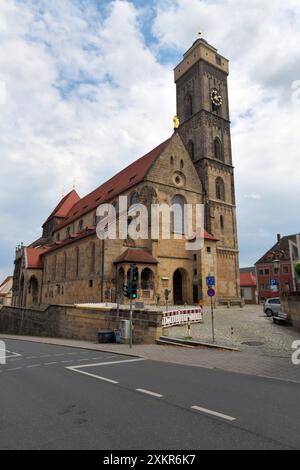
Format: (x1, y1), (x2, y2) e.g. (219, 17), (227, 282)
(266, 309), (273, 317)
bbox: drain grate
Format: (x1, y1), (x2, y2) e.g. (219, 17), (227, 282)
(242, 341), (264, 347)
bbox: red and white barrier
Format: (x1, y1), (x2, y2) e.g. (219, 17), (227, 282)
(162, 307), (203, 327)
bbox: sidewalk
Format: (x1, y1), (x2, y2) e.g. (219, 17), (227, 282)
(1, 334), (300, 384)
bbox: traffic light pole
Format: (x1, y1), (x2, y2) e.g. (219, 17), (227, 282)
(129, 265), (134, 349)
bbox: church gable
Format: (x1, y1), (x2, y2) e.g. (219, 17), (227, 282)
(145, 133), (203, 196)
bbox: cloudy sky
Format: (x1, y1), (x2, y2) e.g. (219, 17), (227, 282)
(0, 0), (299, 280)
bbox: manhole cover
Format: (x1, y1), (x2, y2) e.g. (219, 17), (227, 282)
(242, 341), (264, 347)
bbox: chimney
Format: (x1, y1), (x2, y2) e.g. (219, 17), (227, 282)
(277, 234), (281, 243)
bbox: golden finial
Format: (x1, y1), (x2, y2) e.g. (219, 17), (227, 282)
(173, 115), (180, 130)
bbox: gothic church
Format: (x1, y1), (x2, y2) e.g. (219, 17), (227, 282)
(12, 38), (240, 308)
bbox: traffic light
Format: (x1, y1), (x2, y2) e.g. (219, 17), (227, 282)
(123, 284), (130, 299)
(164, 289), (171, 301)
(131, 265), (139, 300)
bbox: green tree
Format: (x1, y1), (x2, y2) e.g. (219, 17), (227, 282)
(295, 262), (300, 277)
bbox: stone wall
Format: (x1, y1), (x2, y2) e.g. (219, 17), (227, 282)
(0, 305), (163, 345)
(282, 293), (300, 332)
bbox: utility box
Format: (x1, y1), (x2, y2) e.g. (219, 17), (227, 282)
(120, 320), (131, 344)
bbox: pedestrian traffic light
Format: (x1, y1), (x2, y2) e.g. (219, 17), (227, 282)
(164, 289), (171, 301)
(123, 284), (130, 299)
(131, 265), (139, 300)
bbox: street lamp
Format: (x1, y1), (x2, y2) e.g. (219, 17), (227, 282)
(273, 259), (281, 296)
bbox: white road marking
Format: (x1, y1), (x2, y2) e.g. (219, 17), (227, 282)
(67, 368), (119, 384)
(69, 358), (145, 370)
(191, 406), (236, 422)
(27, 364), (41, 368)
(136, 388), (163, 398)
(44, 362), (58, 366)
(7, 367), (22, 372)
(1, 349), (22, 359)
(66, 358), (145, 384)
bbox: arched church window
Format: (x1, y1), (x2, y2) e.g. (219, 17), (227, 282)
(53, 255), (57, 281)
(129, 192), (139, 207)
(170, 156), (174, 165)
(216, 178), (226, 201)
(220, 214), (225, 233)
(172, 195), (186, 234)
(185, 94), (193, 119)
(188, 141), (195, 161)
(78, 219), (84, 232)
(63, 252), (67, 278)
(180, 160), (184, 169)
(90, 243), (96, 274)
(214, 138), (223, 161)
(75, 248), (80, 278)
(141, 268), (154, 290)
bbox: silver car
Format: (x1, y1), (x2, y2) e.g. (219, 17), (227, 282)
(263, 298), (281, 317)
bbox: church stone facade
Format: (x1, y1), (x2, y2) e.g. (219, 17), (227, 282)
(12, 38), (240, 309)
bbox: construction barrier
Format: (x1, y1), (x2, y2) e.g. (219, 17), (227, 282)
(162, 307), (203, 327)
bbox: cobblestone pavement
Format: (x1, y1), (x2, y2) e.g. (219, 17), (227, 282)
(164, 305), (300, 359)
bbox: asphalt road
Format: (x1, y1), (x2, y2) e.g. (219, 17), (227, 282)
(0, 338), (300, 450)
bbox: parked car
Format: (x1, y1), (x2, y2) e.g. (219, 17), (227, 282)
(263, 298), (281, 317)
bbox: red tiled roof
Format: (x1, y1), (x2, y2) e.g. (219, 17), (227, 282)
(43, 190), (80, 227)
(41, 227), (97, 256)
(54, 139), (171, 232)
(26, 247), (51, 269)
(240, 272), (257, 287)
(204, 231), (219, 242)
(114, 248), (158, 265)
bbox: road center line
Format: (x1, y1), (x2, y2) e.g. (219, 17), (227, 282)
(191, 406), (236, 422)
(44, 362), (58, 366)
(136, 388), (163, 398)
(27, 364), (41, 368)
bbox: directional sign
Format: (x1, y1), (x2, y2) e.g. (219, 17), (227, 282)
(207, 288), (215, 298)
(270, 279), (279, 286)
(206, 276), (216, 287)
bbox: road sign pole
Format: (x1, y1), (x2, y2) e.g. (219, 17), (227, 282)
(211, 297), (215, 343)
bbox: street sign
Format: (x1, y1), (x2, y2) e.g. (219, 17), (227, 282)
(206, 276), (216, 287)
(207, 288), (215, 298)
(270, 279), (279, 286)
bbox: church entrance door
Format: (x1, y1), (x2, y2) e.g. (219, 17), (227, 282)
(173, 269), (183, 305)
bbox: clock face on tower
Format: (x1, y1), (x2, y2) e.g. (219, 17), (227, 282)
(211, 89), (223, 108)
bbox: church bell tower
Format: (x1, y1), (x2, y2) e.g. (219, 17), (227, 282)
(174, 37), (240, 301)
